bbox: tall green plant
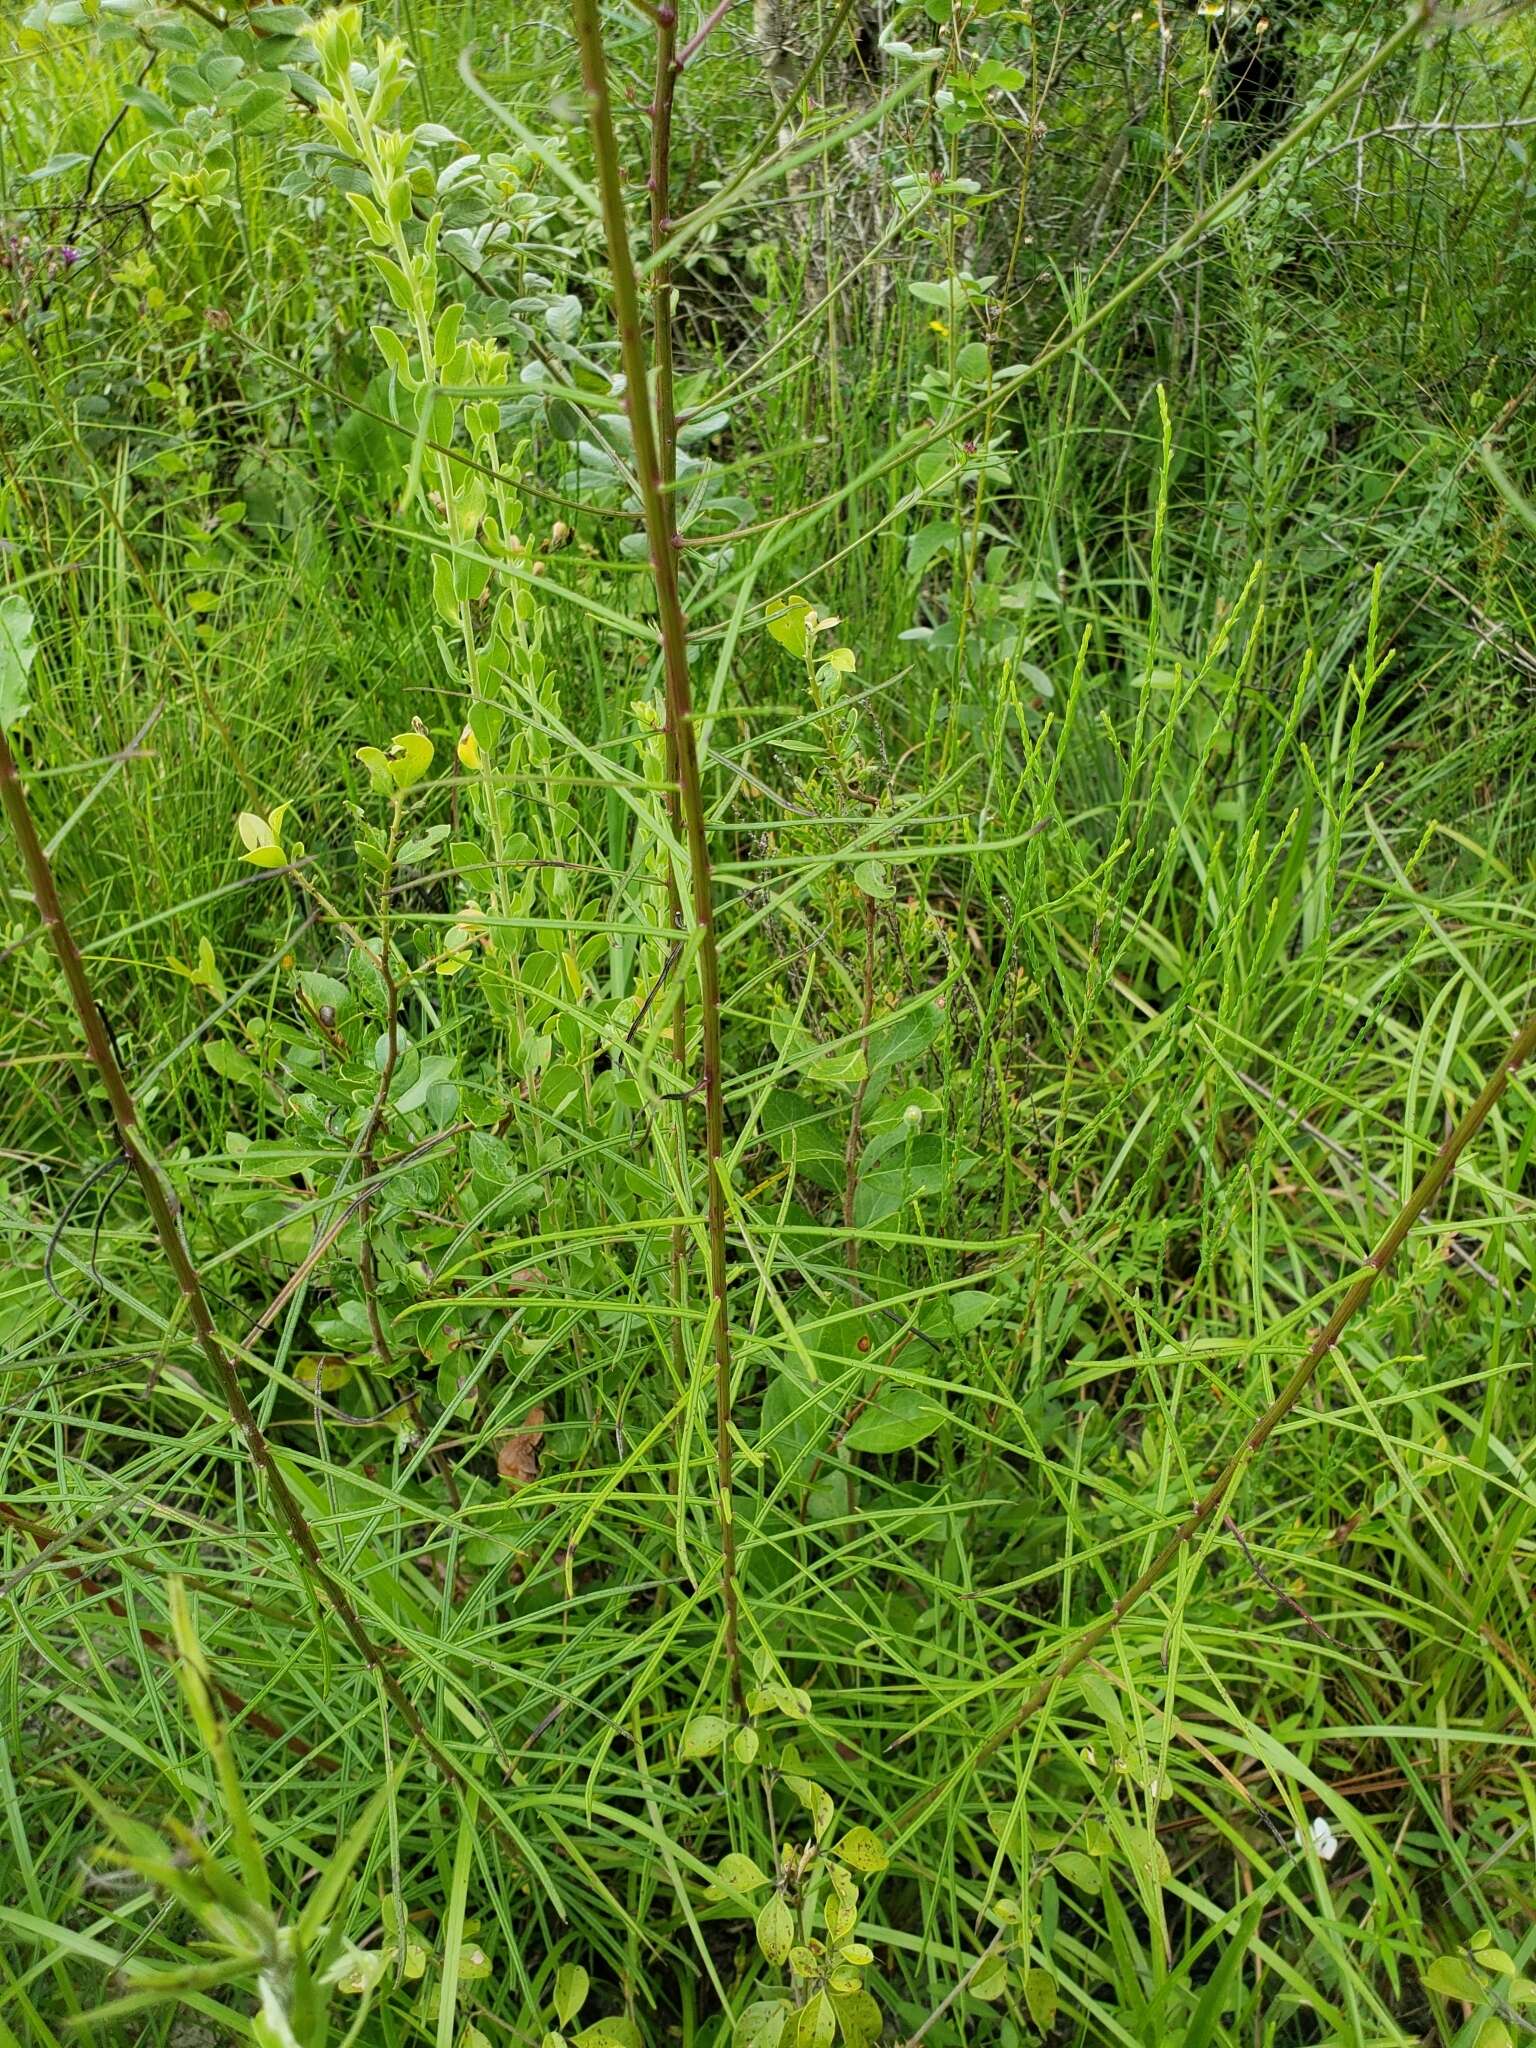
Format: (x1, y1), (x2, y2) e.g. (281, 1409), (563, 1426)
(568, 0), (743, 1707)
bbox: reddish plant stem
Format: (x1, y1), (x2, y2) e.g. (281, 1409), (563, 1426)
(897, 1003), (1536, 1825)
(0, 1502), (334, 1771)
(0, 724), (475, 1793)
(677, 0), (734, 69)
(572, 0), (743, 1707)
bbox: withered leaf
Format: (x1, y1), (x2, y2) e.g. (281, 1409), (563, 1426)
(497, 1405), (546, 1488)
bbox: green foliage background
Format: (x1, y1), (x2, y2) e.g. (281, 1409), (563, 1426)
(3, 2), (1536, 2044)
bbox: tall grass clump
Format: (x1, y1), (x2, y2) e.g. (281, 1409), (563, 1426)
(3, 2), (1536, 2045)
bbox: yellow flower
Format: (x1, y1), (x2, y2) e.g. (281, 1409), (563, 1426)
(928, 319), (949, 338)
(456, 722), (481, 772)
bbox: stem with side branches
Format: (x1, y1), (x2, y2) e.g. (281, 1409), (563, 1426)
(0, 722), (475, 1795)
(898, 1001), (1536, 1826)
(573, 0), (743, 1707)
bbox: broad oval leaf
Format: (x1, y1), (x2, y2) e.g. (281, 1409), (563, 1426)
(1054, 1849), (1101, 1894)
(795, 1991), (835, 2048)
(845, 1388), (946, 1455)
(1024, 1966), (1057, 2031)
(387, 728), (434, 789)
(712, 1851), (770, 1896)
(736, 2000), (789, 2048)
(764, 593), (813, 658)
(554, 1964), (589, 2026)
(573, 2022), (641, 2048)
(0, 597), (37, 729)
(1422, 1954), (1487, 2002)
(831, 1827), (888, 1873)
(969, 1951), (1007, 2001)
(756, 1893), (794, 1966)
(681, 1714), (730, 1759)
(236, 810), (275, 852)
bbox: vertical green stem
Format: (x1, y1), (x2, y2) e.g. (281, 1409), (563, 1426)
(573, 0), (743, 1706)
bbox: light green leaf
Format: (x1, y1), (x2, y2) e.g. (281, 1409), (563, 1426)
(829, 1988), (881, 2048)
(1054, 1850), (1101, 1893)
(1422, 1954), (1486, 2002)
(745, 1683), (812, 1720)
(206, 1040), (258, 1085)
(708, 1852), (771, 1899)
(845, 1387), (946, 1454)
(831, 1827), (888, 1873)
(681, 1714), (731, 1759)
(1024, 1967), (1057, 2031)
(756, 1893), (794, 1966)
(796, 1991), (835, 2048)
(573, 2022), (641, 2048)
(969, 1951), (1007, 2001)
(356, 745), (395, 796)
(388, 727), (434, 789)
(0, 597), (37, 727)
(554, 1964), (589, 2026)
(764, 593), (813, 658)
(853, 859), (894, 901)
(785, 1773), (833, 1840)
(736, 2002), (788, 2048)
(905, 520), (959, 576)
